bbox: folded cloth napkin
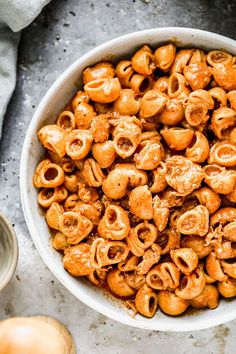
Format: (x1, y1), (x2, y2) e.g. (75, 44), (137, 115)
(0, 0), (51, 138)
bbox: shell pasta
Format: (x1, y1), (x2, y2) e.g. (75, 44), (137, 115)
(34, 43), (236, 318)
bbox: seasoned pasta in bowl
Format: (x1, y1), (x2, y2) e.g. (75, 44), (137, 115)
(20, 28), (236, 331)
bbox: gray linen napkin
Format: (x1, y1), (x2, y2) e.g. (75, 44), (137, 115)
(0, 0), (51, 137)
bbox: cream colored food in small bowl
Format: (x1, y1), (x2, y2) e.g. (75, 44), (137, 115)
(20, 28), (236, 331)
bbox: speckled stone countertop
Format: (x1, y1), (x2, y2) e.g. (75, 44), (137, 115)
(0, 0), (236, 353)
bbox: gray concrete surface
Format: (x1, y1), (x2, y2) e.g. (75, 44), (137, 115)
(0, 0), (236, 353)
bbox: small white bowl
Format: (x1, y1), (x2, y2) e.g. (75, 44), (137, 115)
(0, 212), (18, 292)
(20, 27), (236, 331)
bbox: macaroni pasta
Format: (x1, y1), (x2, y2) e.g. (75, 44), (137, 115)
(34, 43), (236, 318)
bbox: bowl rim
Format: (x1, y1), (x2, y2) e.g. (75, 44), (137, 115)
(0, 211), (19, 292)
(20, 27), (236, 331)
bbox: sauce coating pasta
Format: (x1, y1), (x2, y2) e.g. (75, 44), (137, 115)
(34, 44), (236, 318)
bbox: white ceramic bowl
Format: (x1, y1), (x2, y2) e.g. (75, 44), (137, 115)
(20, 27), (236, 331)
(0, 212), (18, 292)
